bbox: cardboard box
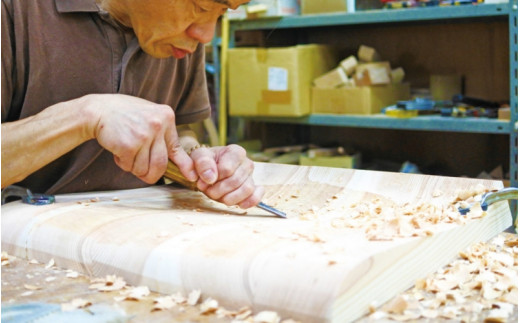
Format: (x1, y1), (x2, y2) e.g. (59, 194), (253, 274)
(311, 83), (411, 115)
(301, 0), (348, 14)
(299, 153), (361, 169)
(228, 0), (299, 20)
(228, 45), (337, 117)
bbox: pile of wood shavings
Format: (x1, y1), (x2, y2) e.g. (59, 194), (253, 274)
(327, 185), (490, 241)
(364, 233), (518, 322)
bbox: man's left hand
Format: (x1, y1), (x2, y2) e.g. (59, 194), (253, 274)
(188, 144), (265, 209)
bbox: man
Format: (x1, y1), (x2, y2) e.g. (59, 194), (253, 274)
(1, 0), (264, 209)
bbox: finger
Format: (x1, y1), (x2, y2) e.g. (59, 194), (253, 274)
(138, 138), (168, 184)
(214, 144), (247, 181)
(238, 186), (265, 209)
(113, 143), (138, 173)
(165, 125), (197, 182)
(203, 160), (252, 200)
(218, 177), (261, 207)
(191, 147), (218, 185)
(132, 144), (152, 178)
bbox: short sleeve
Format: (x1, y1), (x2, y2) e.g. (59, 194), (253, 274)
(1, 0), (14, 122)
(173, 43), (211, 125)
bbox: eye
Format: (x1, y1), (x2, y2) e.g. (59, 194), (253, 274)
(194, 2), (210, 13)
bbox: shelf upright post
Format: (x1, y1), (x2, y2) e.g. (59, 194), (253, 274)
(218, 14), (230, 146)
(508, 0), (518, 223)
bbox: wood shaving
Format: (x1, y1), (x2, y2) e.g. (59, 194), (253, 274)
(114, 286), (150, 302)
(44, 258), (55, 269)
(61, 298), (92, 312)
(152, 296), (177, 311)
(200, 297), (219, 314)
(89, 275), (126, 292)
(1, 251), (15, 266)
(329, 185), (490, 241)
(66, 270), (79, 278)
(253, 311), (281, 323)
(45, 276), (56, 282)
(367, 233), (518, 321)
(187, 289), (201, 306)
(170, 291), (187, 304)
(234, 307), (253, 320)
(24, 284), (42, 290)
(29, 259), (39, 264)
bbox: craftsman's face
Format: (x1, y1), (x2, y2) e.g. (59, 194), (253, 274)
(103, 0), (248, 59)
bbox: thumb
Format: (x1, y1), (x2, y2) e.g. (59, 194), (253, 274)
(166, 127), (198, 182)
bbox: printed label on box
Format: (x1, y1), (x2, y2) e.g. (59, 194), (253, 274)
(268, 67), (288, 91)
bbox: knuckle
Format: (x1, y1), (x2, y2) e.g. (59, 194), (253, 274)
(228, 144), (246, 157)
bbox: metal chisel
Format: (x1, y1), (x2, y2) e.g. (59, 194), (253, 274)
(165, 161), (286, 218)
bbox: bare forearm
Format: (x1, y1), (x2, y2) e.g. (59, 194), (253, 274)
(1, 99), (94, 188)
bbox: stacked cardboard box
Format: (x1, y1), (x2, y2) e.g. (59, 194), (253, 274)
(311, 45), (411, 115)
(228, 44), (337, 117)
(228, 0), (300, 20)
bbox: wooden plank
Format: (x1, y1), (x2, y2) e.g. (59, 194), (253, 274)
(1, 162), (512, 322)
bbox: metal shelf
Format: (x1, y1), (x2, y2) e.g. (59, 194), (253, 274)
(229, 3), (509, 31)
(219, 1), (517, 187)
(242, 114), (512, 134)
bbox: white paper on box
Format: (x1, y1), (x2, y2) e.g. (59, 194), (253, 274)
(268, 67), (289, 91)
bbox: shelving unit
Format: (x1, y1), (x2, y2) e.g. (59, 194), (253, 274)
(220, 2), (517, 188)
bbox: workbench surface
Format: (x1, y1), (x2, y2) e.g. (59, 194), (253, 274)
(2, 232), (517, 322)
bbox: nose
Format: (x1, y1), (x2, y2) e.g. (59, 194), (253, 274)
(186, 21), (216, 44)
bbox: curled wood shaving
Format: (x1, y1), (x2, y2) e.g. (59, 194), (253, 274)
(1, 251), (15, 266)
(200, 297), (219, 315)
(187, 289), (201, 306)
(44, 258), (55, 269)
(114, 286), (150, 302)
(253, 311), (281, 323)
(24, 284), (42, 290)
(66, 270), (79, 279)
(89, 275), (126, 292)
(61, 298), (92, 312)
(152, 296), (176, 311)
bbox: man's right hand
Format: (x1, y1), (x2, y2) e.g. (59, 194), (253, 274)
(83, 94), (197, 185)
(2, 93), (196, 188)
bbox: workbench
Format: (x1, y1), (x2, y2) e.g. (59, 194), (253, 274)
(2, 232), (517, 322)
(1, 163), (517, 322)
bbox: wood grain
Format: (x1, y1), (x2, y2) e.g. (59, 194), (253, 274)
(1, 162), (512, 322)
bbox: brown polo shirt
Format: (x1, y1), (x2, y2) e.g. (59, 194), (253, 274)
(1, 0), (211, 194)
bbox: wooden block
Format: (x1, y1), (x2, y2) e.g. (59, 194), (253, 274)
(367, 66), (391, 85)
(498, 107), (510, 120)
(339, 55), (358, 76)
(339, 77), (356, 88)
(358, 45), (380, 62)
(313, 67), (348, 88)
(1, 163), (511, 323)
(354, 62), (391, 86)
(391, 67), (405, 84)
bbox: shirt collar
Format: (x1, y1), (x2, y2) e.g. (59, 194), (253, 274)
(55, 0), (100, 13)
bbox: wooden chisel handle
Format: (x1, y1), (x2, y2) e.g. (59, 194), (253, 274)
(164, 161), (198, 191)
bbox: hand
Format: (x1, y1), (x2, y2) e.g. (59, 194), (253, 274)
(189, 144), (265, 209)
(84, 94), (197, 184)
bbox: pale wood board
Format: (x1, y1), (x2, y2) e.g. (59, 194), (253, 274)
(1, 162), (512, 322)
